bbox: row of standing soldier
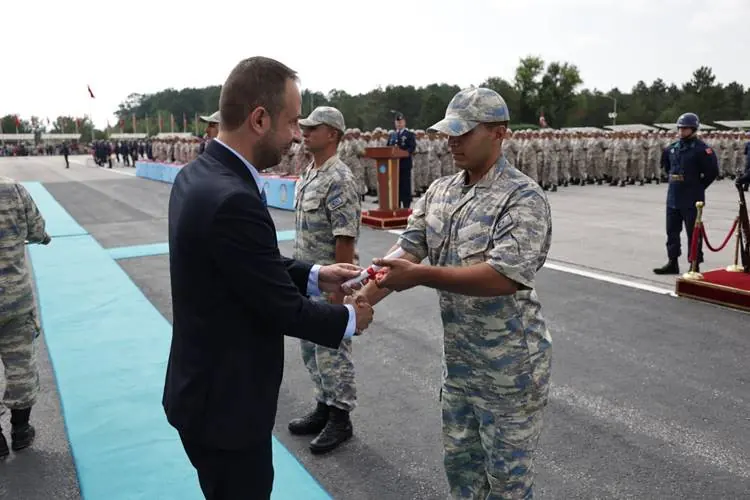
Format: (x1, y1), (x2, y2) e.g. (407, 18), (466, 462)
(272, 129), (749, 197)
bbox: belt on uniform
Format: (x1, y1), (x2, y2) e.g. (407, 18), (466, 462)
(670, 174), (684, 181)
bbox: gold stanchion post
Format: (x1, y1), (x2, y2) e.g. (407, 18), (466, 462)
(726, 215), (744, 272)
(682, 201), (705, 281)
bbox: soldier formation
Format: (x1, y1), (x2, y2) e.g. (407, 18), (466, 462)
(270, 128), (749, 196)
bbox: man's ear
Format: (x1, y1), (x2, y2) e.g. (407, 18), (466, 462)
(249, 107), (271, 135)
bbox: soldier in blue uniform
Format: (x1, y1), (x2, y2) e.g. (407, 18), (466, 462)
(737, 133), (750, 191)
(387, 113), (417, 208)
(653, 113), (719, 275)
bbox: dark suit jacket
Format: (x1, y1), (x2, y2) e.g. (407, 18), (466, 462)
(163, 140), (349, 450)
(387, 129), (416, 170)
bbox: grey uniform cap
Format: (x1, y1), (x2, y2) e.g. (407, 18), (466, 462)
(428, 88), (510, 137)
(299, 106), (346, 133)
(199, 111), (221, 124)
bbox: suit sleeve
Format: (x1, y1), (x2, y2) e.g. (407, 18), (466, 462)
(210, 192), (348, 348)
(280, 256), (314, 293)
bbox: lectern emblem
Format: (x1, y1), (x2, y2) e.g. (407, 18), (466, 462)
(279, 184), (288, 204)
(379, 164), (386, 174)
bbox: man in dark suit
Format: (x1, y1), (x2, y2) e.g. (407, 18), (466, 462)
(163, 56), (374, 500)
(387, 113), (417, 208)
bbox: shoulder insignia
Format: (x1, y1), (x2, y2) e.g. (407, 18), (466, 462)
(328, 195), (344, 210)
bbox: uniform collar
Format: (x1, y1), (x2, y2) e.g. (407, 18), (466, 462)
(449, 154), (508, 189)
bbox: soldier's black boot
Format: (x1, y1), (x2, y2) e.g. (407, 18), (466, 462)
(10, 408), (35, 451)
(288, 402), (329, 436)
(653, 259), (679, 275)
(0, 429), (9, 459)
(309, 407), (352, 455)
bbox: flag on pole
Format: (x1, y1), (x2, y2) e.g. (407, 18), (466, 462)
(75, 118), (80, 134)
(88, 85), (95, 99)
(194, 113), (198, 135)
(158, 113), (163, 133)
(183, 113), (187, 132)
(15, 115), (21, 134)
(146, 114), (150, 136)
(132, 114), (136, 133)
(170, 113), (175, 133)
(119, 119), (124, 133)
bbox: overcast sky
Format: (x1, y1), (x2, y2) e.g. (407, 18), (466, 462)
(2, 0), (748, 129)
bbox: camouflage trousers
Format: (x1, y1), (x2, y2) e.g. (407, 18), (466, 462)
(300, 294), (356, 411)
(300, 338), (356, 412)
(441, 383), (547, 499)
(0, 312), (40, 410)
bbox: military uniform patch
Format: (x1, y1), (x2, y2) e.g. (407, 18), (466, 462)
(328, 195), (344, 210)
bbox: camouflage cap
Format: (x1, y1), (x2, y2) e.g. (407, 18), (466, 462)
(299, 106), (346, 133)
(199, 110), (221, 124)
(428, 87), (510, 137)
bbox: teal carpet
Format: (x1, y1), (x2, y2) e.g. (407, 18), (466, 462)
(25, 182), (328, 500)
(106, 230), (296, 261)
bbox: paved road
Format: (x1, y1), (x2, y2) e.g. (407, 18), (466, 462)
(1, 156), (749, 499)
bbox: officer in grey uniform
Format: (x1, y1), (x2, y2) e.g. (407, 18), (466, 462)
(287, 106), (362, 454)
(356, 88), (552, 499)
(0, 177), (51, 459)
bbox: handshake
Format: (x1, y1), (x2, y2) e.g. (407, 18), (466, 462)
(318, 263), (379, 333)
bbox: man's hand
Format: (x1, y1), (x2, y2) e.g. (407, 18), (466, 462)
(344, 295), (374, 333)
(372, 258), (425, 292)
(319, 263), (363, 294)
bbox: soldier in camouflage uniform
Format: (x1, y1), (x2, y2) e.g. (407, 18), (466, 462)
(357, 88), (552, 499)
(287, 106), (362, 454)
(0, 178), (51, 459)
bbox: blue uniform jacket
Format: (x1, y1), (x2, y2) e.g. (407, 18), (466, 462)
(387, 129), (416, 170)
(738, 142), (750, 184)
(660, 137), (719, 209)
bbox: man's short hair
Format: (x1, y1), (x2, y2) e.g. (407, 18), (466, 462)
(219, 57), (298, 131)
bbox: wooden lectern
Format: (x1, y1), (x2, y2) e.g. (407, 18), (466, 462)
(361, 146), (412, 229)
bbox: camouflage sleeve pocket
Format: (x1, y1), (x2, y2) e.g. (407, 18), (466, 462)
(456, 231), (491, 265)
(301, 197), (321, 212)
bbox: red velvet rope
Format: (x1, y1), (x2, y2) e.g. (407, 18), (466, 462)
(702, 218), (739, 252)
(688, 223), (702, 263)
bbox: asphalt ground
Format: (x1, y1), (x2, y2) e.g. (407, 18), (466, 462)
(1, 155), (749, 499)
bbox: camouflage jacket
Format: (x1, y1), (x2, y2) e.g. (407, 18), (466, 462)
(0, 178), (50, 318)
(398, 156), (552, 398)
(293, 155), (361, 265)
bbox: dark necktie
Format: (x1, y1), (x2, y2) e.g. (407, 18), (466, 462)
(260, 189), (267, 207)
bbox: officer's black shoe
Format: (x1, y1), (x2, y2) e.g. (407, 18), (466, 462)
(596, 178), (603, 185)
(653, 260), (679, 275)
(550, 184), (557, 192)
(0, 432), (9, 459)
(11, 424), (35, 451)
(309, 407), (352, 455)
(288, 402), (329, 436)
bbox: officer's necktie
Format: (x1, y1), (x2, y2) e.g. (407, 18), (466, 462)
(260, 189), (267, 207)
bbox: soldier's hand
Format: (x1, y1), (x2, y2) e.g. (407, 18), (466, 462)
(372, 258), (423, 292)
